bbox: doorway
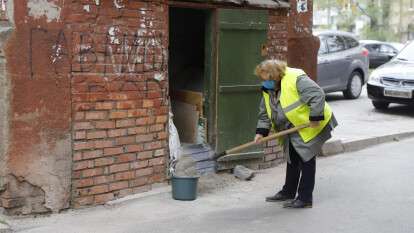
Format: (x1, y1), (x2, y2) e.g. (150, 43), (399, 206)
(169, 7), (211, 148)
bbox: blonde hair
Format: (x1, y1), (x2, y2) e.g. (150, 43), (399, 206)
(254, 59), (287, 80)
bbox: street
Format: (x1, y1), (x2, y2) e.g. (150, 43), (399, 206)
(327, 88), (414, 142)
(11, 137), (414, 233)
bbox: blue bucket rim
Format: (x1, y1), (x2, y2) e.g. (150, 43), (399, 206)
(171, 175), (200, 180)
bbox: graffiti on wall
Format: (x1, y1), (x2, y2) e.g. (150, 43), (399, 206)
(29, 2), (167, 79)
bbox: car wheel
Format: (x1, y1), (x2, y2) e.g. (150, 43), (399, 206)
(343, 71), (363, 99)
(372, 101), (390, 110)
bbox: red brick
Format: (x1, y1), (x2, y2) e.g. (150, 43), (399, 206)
(85, 111), (107, 120)
(135, 167), (153, 177)
(149, 124), (164, 132)
(95, 193), (114, 204)
(147, 91), (162, 99)
(83, 150), (103, 159)
(74, 112), (85, 121)
(116, 101), (137, 109)
(94, 140), (114, 149)
(87, 130), (107, 139)
(109, 111), (128, 119)
(136, 117), (155, 126)
(149, 157), (165, 166)
(114, 171), (136, 181)
(73, 160), (94, 171)
(115, 153), (137, 163)
(157, 132), (168, 140)
(142, 100), (154, 108)
(74, 141), (95, 151)
(73, 152), (83, 161)
(109, 93), (128, 100)
(130, 177), (149, 187)
(127, 126), (147, 135)
(116, 119), (136, 128)
(109, 163), (130, 173)
(136, 134), (154, 143)
(144, 141), (162, 150)
(95, 102), (114, 110)
(95, 121), (116, 129)
(156, 115), (168, 123)
(127, 109), (147, 117)
(74, 122), (94, 130)
(95, 157), (114, 167)
(131, 160), (148, 169)
(137, 151), (153, 160)
(108, 128), (127, 137)
(74, 131), (86, 140)
(82, 168), (104, 177)
(74, 196), (94, 206)
(94, 175), (114, 185)
(115, 136), (136, 145)
(74, 178), (94, 188)
(103, 147), (124, 156)
(109, 181), (129, 191)
(125, 144), (143, 153)
(74, 103), (93, 111)
(153, 165), (165, 173)
(88, 185), (109, 195)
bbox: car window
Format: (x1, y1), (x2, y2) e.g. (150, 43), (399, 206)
(380, 45), (395, 53)
(326, 35), (346, 53)
(344, 36), (359, 49)
(367, 44), (381, 53)
(318, 37), (328, 54)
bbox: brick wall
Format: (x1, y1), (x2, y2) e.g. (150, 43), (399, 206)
(260, 9), (289, 168)
(68, 1), (169, 207)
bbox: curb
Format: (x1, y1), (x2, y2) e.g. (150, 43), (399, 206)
(322, 131), (414, 157)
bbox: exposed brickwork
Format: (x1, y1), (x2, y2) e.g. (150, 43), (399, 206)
(260, 9), (289, 168)
(68, 1), (169, 208)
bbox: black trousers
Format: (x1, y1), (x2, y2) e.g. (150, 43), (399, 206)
(281, 142), (316, 202)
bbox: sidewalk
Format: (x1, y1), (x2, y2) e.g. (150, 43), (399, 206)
(7, 138), (414, 233)
(322, 88), (414, 155)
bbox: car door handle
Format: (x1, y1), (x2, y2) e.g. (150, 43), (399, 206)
(345, 56), (352, 60)
(319, 60), (330, 64)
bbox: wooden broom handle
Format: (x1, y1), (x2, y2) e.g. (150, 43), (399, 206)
(224, 124), (310, 155)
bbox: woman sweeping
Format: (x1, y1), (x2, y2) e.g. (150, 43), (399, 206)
(254, 59), (338, 208)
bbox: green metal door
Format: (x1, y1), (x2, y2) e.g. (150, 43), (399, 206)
(216, 9), (268, 155)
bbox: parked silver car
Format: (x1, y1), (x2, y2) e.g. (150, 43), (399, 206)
(367, 41), (414, 109)
(316, 31), (370, 99)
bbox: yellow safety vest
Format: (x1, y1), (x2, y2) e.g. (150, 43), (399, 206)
(262, 67), (332, 143)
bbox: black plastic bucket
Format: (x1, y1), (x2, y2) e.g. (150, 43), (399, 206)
(171, 176), (199, 201)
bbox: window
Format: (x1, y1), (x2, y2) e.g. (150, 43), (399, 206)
(326, 35), (346, 53)
(343, 36), (359, 49)
(380, 45), (395, 54)
(318, 37), (328, 54)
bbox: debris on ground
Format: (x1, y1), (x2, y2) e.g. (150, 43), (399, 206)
(233, 165), (255, 181)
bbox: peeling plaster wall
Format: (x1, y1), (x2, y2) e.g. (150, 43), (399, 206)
(0, 0), (72, 215)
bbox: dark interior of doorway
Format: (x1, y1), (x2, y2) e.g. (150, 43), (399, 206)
(169, 7), (208, 146)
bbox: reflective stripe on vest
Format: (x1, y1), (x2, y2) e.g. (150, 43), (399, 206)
(262, 67), (333, 143)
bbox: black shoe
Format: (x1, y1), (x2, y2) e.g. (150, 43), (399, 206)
(283, 199), (313, 208)
(265, 191), (295, 202)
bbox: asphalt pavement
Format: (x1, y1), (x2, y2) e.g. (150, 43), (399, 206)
(326, 88), (414, 142)
(9, 138), (414, 233)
